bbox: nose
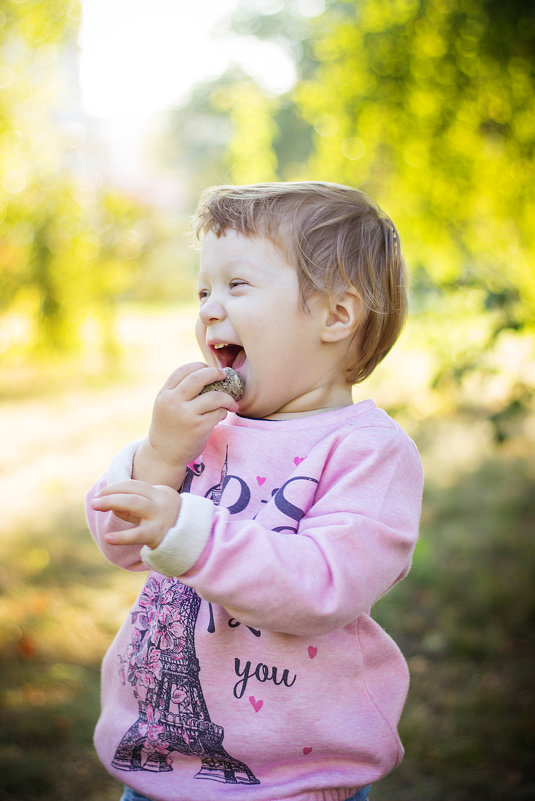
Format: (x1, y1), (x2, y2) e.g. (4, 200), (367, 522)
(198, 293), (226, 325)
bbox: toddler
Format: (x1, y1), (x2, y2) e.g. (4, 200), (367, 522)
(86, 181), (423, 801)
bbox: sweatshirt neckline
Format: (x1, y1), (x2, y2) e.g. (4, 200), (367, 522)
(226, 399), (376, 430)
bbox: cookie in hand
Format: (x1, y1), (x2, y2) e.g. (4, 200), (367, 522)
(200, 367), (245, 402)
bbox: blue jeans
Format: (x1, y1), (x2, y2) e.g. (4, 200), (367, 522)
(120, 784), (371, 801)
(345, 788), (372, 801)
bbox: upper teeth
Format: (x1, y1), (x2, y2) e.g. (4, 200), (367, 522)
(213, 343), (229, 349)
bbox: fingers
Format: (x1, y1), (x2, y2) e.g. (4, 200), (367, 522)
(92, 479), (156, 507)
(92, 481), (181, 549)
(161, 362), (206, 389)
(196, 390), (239, 415)
(92, 491), (150, 519)
(162, 363), (226, 396)
(156, 364), (239, 420)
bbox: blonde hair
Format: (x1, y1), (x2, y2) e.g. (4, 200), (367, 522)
(194, 181), (407, 384)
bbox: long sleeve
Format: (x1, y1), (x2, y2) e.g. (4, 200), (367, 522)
(85, 440), (148, 572)
(164, 424), (423, 635)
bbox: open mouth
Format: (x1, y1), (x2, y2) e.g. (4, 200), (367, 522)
(211, 343), (245, 369)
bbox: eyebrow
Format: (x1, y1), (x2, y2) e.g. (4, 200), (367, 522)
(199, 258), (258, 278)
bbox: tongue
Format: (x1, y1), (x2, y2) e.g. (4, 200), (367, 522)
(232, 348), (246, 370)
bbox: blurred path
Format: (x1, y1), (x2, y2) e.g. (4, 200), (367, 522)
(0, 307), (199, 535)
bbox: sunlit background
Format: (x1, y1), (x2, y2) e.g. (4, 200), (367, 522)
(0, 0), (534, 799)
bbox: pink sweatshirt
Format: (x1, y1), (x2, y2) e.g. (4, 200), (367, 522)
(86, 401), (423, 801)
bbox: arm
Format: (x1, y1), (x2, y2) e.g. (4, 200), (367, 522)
(85, 441), (168, 570)
(86, 474), (148, 571)
(86, 362), (238, 568)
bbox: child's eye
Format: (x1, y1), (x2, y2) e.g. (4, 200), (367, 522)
(230, 280), (247, 290)
(198, 289), (210, 301)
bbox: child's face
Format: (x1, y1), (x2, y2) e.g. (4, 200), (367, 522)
(195, 230), (339, 419)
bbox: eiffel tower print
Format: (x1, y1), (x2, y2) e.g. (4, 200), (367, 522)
(112, 576), (259, 785)
(206, 444), (229, 505)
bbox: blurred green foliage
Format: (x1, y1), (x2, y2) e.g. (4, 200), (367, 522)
(296, 0), (534, 323)
(154, 0), (535, 436)
(1, 0), (534, 421)
(0, 0), (175, 362)
(223, 0), (535, 325)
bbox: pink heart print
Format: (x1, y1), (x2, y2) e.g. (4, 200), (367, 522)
(303, 747), (313, 755)
(256, 476), (266, 485)
(308, 646), (318, 659)
(294, 456), (305, 465)
(249, 696), (263, 713)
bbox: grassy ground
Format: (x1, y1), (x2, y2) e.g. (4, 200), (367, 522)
(1, 306), (534, 801)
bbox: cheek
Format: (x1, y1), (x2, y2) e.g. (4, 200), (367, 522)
(195, 319), (208, 352)
(194, 318), (221, 369)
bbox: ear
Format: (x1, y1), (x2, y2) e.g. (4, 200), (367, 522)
(320, 291), (361, 343)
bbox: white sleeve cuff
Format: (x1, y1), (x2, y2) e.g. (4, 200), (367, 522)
(106, 440), (143, 483)
(140, 493), (214, 577)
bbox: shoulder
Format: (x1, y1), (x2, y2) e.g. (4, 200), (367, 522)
(333, 402), (419, 454)
(323, 405), (423, 484)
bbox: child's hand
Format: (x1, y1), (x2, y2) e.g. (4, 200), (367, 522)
(134, 362), (238, 486)
(91, 480), (181, 549)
